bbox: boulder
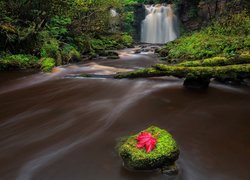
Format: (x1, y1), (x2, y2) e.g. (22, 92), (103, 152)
(118, 126), (179, 173)
(184, 76), (210, 89)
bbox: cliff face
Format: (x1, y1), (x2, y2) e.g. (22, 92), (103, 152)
(178, 0), (249, 31)
(133, 4), (146, 42)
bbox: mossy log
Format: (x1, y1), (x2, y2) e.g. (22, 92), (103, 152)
(115, 64), (250, 81)
(178, 55), (250, 67)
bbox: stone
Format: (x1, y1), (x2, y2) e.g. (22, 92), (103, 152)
(184, 76), (210, 89)
(118, 126), (179, 171)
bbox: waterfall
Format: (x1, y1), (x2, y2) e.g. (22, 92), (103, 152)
(141, 4), (179, 44)
(110, 9), (119, 33)
(110, 9), (118, 17)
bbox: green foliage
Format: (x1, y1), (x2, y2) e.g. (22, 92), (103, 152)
(187, 6), (198, 18)
(178, 55), (250, 67)
(159, 12), (250, 60)
(47, 16), (72, 39)
(40, 39), (61, 65)
(121, 34), (134, 47)
(124, 0), (170, 4)
(118, 126), (179, 170)
(0, 0), (129, 57)
(61, 44), (81, 63)
(0, 54), (39, 70)
(161, 33), (247, 59)
(205, 11), (250, 36)
(41, 57), (56, 72)
(88, 34), (134, 53)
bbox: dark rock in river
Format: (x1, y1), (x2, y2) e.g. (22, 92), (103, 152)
(184, 76), (210, 89)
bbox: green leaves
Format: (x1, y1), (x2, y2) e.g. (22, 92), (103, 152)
(47, 16), (72, 38)
(41, 57), (55, 72)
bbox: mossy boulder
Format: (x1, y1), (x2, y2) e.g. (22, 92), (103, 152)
(118, 126), (179, 172)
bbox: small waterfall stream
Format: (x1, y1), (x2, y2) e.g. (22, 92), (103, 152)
(141, 4), (179, 44)
(110, 8), (119, 33)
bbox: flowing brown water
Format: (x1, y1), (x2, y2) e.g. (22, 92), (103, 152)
(0, 49), (250, 180)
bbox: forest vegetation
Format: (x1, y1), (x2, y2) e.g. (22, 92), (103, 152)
(0, 0), (249, 75)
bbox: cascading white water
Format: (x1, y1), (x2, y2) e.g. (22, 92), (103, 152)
(110, 9), (119, 33)
(141, 4), (179, 44)
(110, 9), (118, 17)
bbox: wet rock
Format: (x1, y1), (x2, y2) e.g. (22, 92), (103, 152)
(106, 51), (119, 56)
(134, 49), (141, 54)
(161, 164), (178, 175)
(154, 48), (161, 54)
(184, 76), (210, 89)
(242, 78), (250, 86)
(107, 56), (120, 59)
(159, 48), (169, 57)
(98, 50), (119, 57)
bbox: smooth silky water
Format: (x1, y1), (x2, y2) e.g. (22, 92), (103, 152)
(141, 4), (179, 44)
(0, 50), (250, 180)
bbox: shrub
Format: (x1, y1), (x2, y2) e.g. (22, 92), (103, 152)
(48, 16), (72, 39)
(40, 39), (62, 65)
(0, 54), (39, 70)
(40, 57), (55, 72)
(61, 44), (81, 63)
(120, 34), (133, 47)
(90, 39), (105, 51)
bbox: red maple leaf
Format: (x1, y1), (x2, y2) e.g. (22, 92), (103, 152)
(136, 132), (157, 153)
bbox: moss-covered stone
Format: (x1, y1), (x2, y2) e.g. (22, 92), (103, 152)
(118, 126), (179, 171)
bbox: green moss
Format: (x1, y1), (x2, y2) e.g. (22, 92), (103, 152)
(203, 57), (228, 66)
(115, 64), (250, 84)
(118, 126), (179, 170)
(80, 74), (92, 77)
(158, 12), (250, 60)
(239, 53), (250, 61)
(41, 57), (55, 72)
(178, 60), (202, 67)
(40, 39), (62, 65)
(89, 34), (134, 54)
(115, 68), (166, 79)
(107, 56), (120, 59)
(120, 34), (134, 47)
(178, 55), (250, 67)
(61, 44), (81, 63)
(0, 54), (39, 70)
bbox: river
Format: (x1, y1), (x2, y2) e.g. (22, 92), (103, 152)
(0, 49), (250, 180)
